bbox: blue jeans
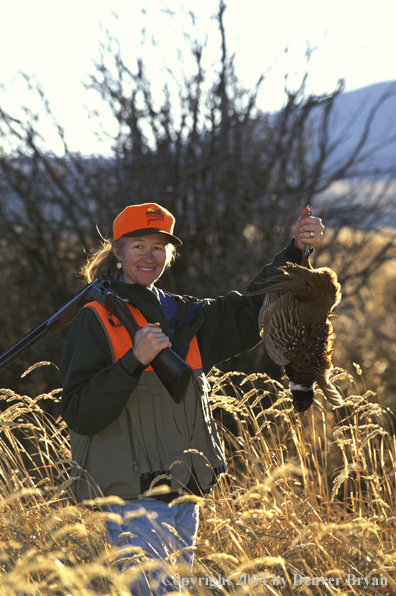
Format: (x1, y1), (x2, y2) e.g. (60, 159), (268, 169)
(103, 497), (199, 595)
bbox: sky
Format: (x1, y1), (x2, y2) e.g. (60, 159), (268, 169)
(0, 0), (395, 155)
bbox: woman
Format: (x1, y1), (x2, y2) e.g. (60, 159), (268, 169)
(60, 202), (324, 594)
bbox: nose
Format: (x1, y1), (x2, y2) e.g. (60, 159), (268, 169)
(142, 248), (155, 261)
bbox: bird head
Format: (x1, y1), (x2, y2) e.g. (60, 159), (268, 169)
(290, 382), (314, 412)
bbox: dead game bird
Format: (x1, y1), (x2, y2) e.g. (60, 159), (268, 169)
(254, 255), (342, 413)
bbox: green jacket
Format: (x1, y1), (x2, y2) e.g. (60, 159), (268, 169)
(60, 239), (303, 500)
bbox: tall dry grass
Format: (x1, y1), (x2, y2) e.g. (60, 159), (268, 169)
(1, 362), (395, 595)
(315, 227), (396, 412)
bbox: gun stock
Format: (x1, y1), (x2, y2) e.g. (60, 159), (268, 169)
(89, 283), (192, 404)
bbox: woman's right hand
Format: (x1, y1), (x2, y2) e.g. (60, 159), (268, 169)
(132, 323), (172, 366)
(294, 206), (324, 250)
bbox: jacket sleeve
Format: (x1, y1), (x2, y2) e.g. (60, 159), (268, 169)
(196, 238), (303, 372)
(60, 308), (144, 436)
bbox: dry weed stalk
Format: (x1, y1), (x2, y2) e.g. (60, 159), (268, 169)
(0, 363), (395, 595)
(315, 228), (396, 412)
(196, 367), (396, 594)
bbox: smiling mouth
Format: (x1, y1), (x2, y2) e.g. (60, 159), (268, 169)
(138, 267), (155, 272)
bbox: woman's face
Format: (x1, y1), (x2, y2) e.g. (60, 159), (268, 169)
(114, 234), (168, 286)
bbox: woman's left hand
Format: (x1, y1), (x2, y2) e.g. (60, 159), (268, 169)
(294, 206), (324, 250)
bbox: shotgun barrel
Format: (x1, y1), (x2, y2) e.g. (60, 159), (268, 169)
(0, 277), (103, 373)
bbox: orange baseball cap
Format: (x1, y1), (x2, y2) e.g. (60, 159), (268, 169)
(113, 203), (182, 246)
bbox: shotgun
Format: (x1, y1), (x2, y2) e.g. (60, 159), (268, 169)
(0, 275), (192, 403)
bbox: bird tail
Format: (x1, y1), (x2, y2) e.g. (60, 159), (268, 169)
(246, 264), (313, 297)
(318, 382), (343, 407)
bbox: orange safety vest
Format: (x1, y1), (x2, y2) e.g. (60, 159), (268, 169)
(69, 300), (227, 502)
(85, 301), (203, 371)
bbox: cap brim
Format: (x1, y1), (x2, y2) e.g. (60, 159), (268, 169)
(121, 228), (182, 246)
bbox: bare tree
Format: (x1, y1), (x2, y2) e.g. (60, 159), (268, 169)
(0, 0), (395, 397)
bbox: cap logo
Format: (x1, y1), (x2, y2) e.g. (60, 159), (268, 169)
(146, 206), (165, 226)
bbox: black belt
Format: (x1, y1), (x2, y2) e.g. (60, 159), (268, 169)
(140, 470), (171, 494)
(140, 466), (227, 500)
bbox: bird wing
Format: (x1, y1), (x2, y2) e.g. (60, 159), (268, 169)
(258, 291), (279, 334)
(259, 292), (302, 366)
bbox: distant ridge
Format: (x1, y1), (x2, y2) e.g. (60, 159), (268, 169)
(323, 80), (396, 174)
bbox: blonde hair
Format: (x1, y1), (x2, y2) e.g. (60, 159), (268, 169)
(80, 238), (177, 284)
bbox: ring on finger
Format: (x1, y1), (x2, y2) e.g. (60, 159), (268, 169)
(309, 231), (315, 238)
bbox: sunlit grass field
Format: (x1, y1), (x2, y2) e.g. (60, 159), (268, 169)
(1, 363), (395, 595)
(1, 229), (396, 595)
(315, 227), (396, 410)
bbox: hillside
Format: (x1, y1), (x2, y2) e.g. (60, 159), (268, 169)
(323, 80), (396, 174)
